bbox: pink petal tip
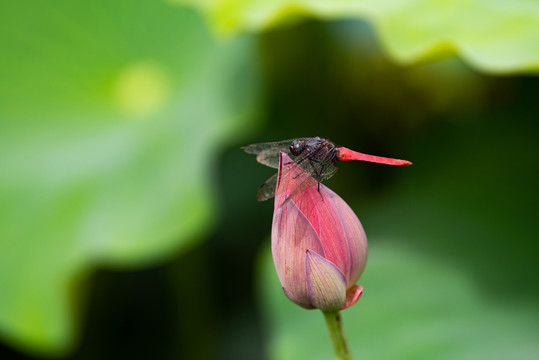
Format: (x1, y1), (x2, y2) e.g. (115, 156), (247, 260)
(340, 284), (364, 310)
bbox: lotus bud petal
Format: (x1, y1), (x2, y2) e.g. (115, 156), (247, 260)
(271, 152), (368, 311)
(305, 250), (347, 311)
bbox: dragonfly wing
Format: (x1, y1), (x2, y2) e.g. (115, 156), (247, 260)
(295, 146), (338, 182)
(320, 161), (338, 180)
(242, 139), (295, 169)
(256, 173), (278, 201)
(274, 155), (321, 207)
(241, 139), (294, 155)
(244, 138), (325, 200)
(254, 150), (333, 202)
(243, 138), (318, 169)
(255, 150), (281, 169)
(256, 166), (320, 203)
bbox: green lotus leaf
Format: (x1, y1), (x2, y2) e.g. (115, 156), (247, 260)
(174, 0), (539, 73)
(0, 0), (257, 354)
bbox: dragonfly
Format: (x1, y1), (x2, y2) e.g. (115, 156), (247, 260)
(242, 136), (412, 201)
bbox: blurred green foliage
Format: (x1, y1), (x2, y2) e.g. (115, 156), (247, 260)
(0, 0), (257, 354)
(0, 0), (538, 359)
(177, 0), (539, 73)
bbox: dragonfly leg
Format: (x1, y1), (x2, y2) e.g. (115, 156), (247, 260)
(306, 158), (325, 201)
(317, 182), (324, 202)
(308, 158), (322, 179)
(310, 158), (326, 202)
(292, 157), (307, 180)
(308, 156), (329, 183)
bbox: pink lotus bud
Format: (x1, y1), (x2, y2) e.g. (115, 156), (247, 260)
(271, 153), (367, 311)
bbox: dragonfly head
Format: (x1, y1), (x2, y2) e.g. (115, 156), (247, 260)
(290, 139), (305, 156)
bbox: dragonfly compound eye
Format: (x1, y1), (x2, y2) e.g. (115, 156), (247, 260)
(290, 140), (304, 156)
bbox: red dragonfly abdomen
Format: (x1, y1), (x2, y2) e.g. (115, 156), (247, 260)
(336, 147), (412, 166)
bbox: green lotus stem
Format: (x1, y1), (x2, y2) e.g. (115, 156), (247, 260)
(323, 311), (352, 360)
